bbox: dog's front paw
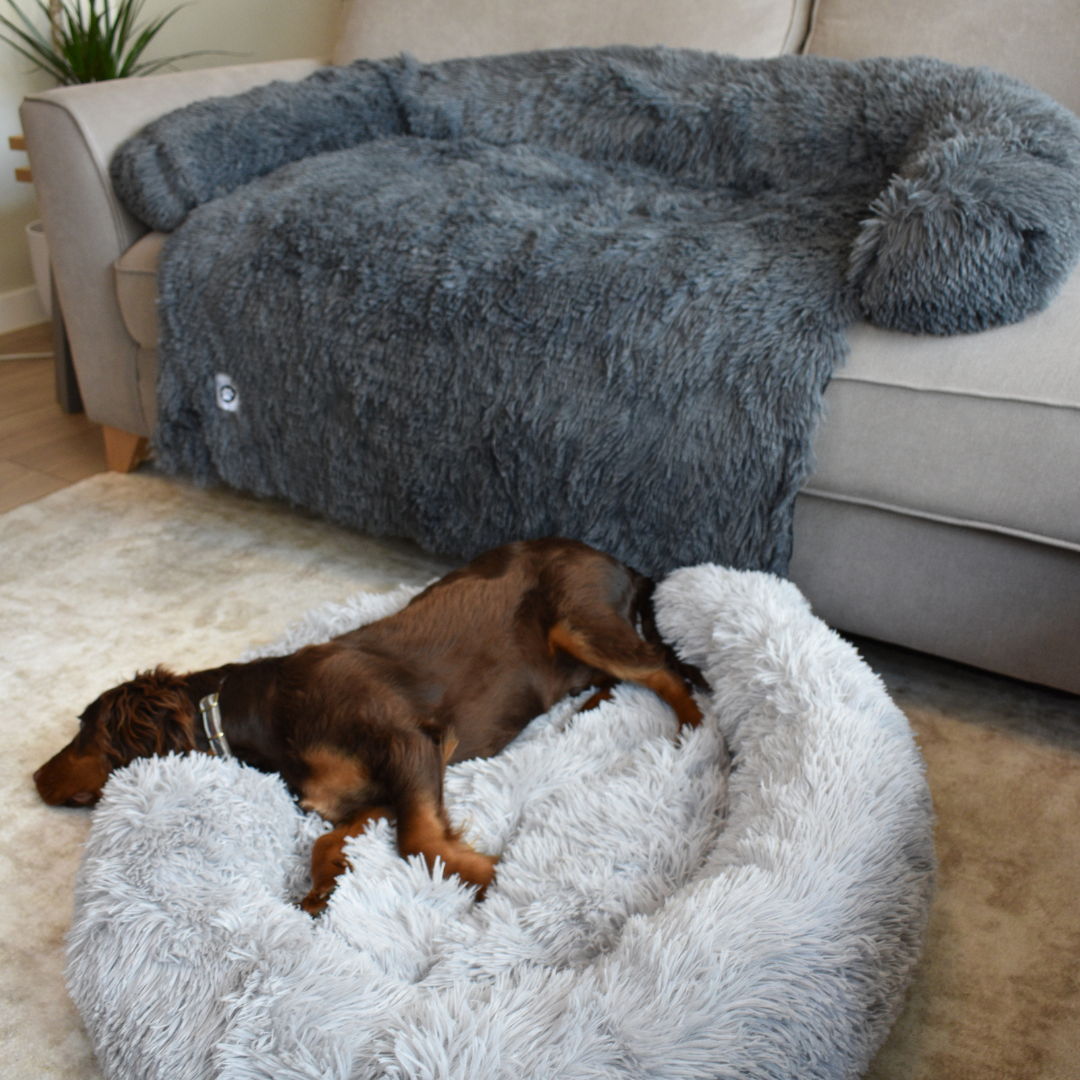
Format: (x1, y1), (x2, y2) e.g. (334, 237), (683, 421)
(298, 885), (334, 916)
(450, 849), (498, 901)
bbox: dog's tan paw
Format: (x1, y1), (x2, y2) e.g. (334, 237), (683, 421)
(298, 886), (333, 916)
(451, 849), (497, 900)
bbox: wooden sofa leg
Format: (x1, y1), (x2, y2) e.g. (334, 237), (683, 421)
(102, 426), (149, 473)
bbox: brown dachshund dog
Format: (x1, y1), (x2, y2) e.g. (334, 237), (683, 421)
(34, 538), (705, 913)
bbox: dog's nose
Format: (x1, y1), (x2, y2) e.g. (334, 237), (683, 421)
(33, 767), (43, 784)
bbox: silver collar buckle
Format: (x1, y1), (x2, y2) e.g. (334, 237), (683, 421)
(198, 693), (233, 759)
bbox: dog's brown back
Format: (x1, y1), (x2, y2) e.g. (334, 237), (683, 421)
(330, 538), (654, 760)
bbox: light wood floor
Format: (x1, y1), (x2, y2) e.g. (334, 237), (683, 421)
(0, 322), (108, 514)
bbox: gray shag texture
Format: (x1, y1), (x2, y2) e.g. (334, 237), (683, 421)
(111, 49), (1080, 576)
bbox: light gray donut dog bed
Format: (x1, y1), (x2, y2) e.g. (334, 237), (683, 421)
(66, 567), (934, 1080)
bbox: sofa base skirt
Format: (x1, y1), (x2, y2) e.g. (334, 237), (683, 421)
(789, 492), (1080, 695)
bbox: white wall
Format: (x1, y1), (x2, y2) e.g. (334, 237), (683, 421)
(1, 2), (52, 303)
(0, 0), (343, 317)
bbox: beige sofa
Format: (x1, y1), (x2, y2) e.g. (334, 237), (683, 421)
(21, 0), (1080, 694)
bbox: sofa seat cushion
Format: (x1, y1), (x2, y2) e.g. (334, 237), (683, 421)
(808, 267), (1080, 552)
(114, 230), (166, 350)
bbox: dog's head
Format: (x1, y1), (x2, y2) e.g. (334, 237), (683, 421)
(34, 668), (197, 807)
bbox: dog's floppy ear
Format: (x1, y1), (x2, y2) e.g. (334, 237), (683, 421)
(98, 667), (197, 765)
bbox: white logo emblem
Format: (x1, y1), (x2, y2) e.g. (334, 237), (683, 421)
(215, 373), (240, 412)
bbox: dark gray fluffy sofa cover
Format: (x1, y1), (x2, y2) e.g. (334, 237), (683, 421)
(112, 49), (1080, 576)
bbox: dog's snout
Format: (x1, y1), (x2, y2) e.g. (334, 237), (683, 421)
(34, 740), (110, 807)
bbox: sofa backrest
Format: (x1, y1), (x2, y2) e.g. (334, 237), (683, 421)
(804, 0), (1080, 115)
(332, 0), (813, 64)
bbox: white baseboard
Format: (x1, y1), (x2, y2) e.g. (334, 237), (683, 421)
(0, 285), (48, 334)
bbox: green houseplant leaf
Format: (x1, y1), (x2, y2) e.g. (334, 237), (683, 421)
(0, 0), (228, 84)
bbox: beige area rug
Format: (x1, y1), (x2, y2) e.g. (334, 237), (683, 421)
(859, 640), (1080, 1080)
(0, 472), (453, 1080)
(1, 470), (1078, 1079)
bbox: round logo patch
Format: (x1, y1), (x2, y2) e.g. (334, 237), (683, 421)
(215, 373), (240, 412)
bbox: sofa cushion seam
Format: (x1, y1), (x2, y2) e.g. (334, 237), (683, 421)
(828, 376), (1080, 412)
(798, 488), (1080, 553)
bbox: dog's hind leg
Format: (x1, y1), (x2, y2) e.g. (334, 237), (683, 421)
(632, 577), (710, 692)
(578, 678), (617, 712)
(548, 617), (703, 728)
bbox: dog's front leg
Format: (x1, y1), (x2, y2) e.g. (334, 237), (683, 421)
(395, 797), (497, 899)
(391, 733), (497, 899)
(300, 805), (392, 915)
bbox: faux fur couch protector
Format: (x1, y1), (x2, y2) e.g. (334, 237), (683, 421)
(67, 567), (935, 1080)
(111, 49), (1080, 576)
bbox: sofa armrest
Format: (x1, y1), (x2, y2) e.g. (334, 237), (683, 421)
(111, 62), (402, 232)
(20, 59), (322, 436)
